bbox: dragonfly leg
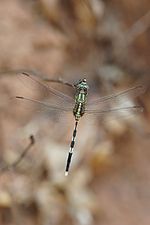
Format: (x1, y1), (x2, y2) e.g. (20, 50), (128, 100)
(65, 121), (78, 176)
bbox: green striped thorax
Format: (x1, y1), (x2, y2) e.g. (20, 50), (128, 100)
(73, 78), (89, 121)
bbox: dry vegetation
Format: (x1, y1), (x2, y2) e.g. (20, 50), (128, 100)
(0, 0), (150, 225)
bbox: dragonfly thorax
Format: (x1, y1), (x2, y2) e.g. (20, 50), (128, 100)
(73, 78), (89, 121)
(74, 78), (89, 93)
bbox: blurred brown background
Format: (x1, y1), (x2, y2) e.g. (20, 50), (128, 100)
(0, 0), (150, 225)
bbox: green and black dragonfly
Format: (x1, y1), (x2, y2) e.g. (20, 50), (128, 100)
(1, 70), (144, 175)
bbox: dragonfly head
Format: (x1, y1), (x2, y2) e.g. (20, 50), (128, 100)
(75, 78), (89, 93)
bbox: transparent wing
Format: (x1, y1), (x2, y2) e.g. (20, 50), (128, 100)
(84, 105), (144, 127)
(20, 72), (74, 103)
(0, 70), (75, 105)
(85, 105), (143, 115)
(1, 69), (75, 117)
(0, 69), (74, 87)
(16, 96), (73, 112)
(87, 85), (145, 107)
(86, 84), (144, 121)
(10, 95), (73, 125)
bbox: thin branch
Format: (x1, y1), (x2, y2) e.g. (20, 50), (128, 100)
(0, 135), (35, 172)
(124, 10), (150, 46)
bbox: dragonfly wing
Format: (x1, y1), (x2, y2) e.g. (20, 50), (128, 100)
(0, 69), (74, 88)
(15, 96), (73, 114)
(87, 85), (145, 107)
(85, 105), (144, 126)
(20, 72), (74, 103)
(85, 105), (143, 115)
(9, 94), (73, 124)
(0, 70), (74, 105)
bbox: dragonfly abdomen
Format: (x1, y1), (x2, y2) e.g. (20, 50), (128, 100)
(73, 102), (85, 121)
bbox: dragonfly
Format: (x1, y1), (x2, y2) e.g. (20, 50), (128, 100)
(1, 70), (144, 175)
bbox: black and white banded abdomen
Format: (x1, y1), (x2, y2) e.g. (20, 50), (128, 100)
(73, 102), (85, 121)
